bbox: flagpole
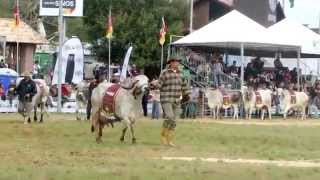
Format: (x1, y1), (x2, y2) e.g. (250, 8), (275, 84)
(15, 0), (19, 74)
(189, 0), (194, 33)
(108, 7), (112, 82)
(57, 0), (64, 112)
(16, 41), (19, 73)
(108, 37), (111, 82)
(160, 44), (164, 72)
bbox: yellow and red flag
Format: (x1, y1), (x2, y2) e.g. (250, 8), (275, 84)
(13, 0), (20, 27)
(106, 9), (113, 39)
(159, 17), (167, 45)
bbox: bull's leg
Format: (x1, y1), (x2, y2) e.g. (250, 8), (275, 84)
(120, 127), (128, 142)
(34, 106), (38, 122)
(216, 107), (220, 120)
(40, 103), (44, 123)
(130, 122), (136, 144)
(302, 106), (306, 120)
(283, 106), (289, 120)
(248, 108), (251, 119)
(261, 108), (265, 120)
(233, 106), (239, 120)
(268, 106), (272, 120)
(212, 108), (215, 119)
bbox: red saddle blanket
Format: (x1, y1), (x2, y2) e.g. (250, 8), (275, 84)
(103, 84), (121, 113)
(223, 95), (230, 105)
(289, 91), (296, 104)
(255, 91), (262, 105)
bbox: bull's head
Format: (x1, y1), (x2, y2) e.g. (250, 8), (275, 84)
(121, 75), (149, 99)
(132, 75), (149, 99)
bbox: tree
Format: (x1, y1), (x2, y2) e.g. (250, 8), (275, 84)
(83, 0), (188, 69)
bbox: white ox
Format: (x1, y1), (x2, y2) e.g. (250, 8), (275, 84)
(242, 87), (272, 120)
(75, 80), (90, 121)
(15, 78), (50, 123)
(277, 88), (309, 120)
(204, 88), (241, 119)
(91, 75), (149, 143)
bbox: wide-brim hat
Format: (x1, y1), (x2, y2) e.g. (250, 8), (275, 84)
(21, 71), (32, 77)
(166, 56), (182, 64)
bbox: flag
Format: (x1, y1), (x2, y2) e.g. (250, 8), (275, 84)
(106, 9), (113, 39)
(159, 17), (167, 45)
(13, 0), (20, 27)
(289, 0), (294, 8)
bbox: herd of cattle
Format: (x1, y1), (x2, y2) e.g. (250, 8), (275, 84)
(204, 86), (309, 121)
(9, 75), (311, 143)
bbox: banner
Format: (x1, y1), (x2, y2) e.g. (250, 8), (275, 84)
(39, 0), (83, 17)
(52, 37), (84, 85)
(120, 46), (133, 82)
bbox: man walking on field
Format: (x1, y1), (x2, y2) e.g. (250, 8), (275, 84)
(158, 56), (190, 146)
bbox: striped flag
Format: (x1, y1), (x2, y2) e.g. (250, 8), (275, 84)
(106, 9), (113, 39)
(13, 0), (20, 27)
(159, 17), (167, 45)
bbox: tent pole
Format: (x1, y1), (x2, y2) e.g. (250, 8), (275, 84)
(297, 49), (301, 91)
(240, 43), (244, 89)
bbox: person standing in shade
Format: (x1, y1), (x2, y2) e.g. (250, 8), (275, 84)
(158, 56), (190, 147)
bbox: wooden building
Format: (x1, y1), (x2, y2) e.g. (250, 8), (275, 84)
(0, 18), (48, 74)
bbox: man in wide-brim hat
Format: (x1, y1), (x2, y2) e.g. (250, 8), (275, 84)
(16, 71), (37, 124)
(158, 55), (190, 147)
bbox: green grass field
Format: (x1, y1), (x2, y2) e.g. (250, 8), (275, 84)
(1, 113), (320, 180)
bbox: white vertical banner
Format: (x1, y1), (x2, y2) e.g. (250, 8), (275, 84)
(120, 46), (133, 82)
(52, 37), (84, 85)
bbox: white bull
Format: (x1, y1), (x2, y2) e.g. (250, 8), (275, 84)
(204, 88), (241, 119)
(242, 87), (272, 120)
(15, 78), (50, 123)
(91, 75), (149, 143)
(277, 88), (309, 120)
(75, 80), (90, 121)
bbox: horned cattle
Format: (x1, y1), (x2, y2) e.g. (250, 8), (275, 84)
(204, 88), (241, 119)
(242, 87), (272, 120)
(13, 78), (50, 123)
(91, 75), (149, 143)
(277, 88), (309, 120)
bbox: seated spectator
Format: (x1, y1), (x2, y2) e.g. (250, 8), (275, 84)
(274, 58), (283, 70)
(228, 61), (238, 77)
(252, 56), (264, 74)
(130, 64), (140, 77)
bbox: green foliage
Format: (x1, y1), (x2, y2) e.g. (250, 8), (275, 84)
(83, 0), (188, 68)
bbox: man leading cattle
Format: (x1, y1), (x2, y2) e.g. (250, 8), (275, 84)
(158, 56), (190, 147)
(16, 72), (37, 124)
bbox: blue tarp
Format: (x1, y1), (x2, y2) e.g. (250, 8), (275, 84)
(0, 68), (18, 95)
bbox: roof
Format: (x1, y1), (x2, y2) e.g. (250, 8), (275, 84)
(0, 18), (48, 44)
(173, 10), (299, 53)
(267, 18), (320, 55)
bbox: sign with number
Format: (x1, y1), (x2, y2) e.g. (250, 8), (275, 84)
(39, 0), (83, 17)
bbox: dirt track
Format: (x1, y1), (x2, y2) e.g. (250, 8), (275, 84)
(160, 157), (320, 168)
(181, 118), (320, 126)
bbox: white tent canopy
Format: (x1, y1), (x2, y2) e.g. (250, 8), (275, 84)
(173, 10), (298, 52)
(267, 18), (320, 55)
(173, 10), (300, 88)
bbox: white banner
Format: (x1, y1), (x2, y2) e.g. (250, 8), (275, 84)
(52, 37), (84, 85)
(39, 0), (83, 17)
(120, 46), (133, 82)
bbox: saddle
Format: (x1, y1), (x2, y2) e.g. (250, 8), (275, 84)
(255, 91), (262, 105)
(102, 84), (121, 113)
(219, 89), (230, 106)
(289, 90), (296, 104)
